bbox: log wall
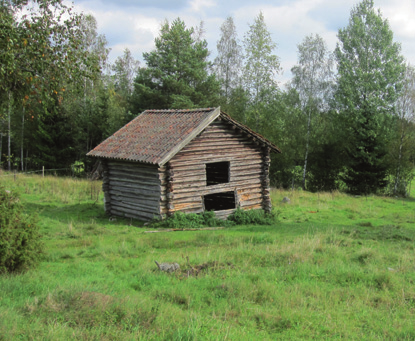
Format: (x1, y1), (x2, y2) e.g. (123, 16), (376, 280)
(164, 118), (268, 218)
(102, 160), (163, 221)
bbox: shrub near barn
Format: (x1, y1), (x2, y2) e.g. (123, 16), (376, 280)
(0, 185), (43, 273)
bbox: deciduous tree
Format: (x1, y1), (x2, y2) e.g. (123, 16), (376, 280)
(291, 34), (334, 189)
(335, 0), (405, 194)
(214, 16), (242, 104)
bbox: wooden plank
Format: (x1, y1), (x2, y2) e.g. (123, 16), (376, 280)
(180, 139), (255, 151)
(109, 191), (160, 205)
(108, 173), (161, 185)
(171, 182), (262, 200)
(178, 143), (260, 155)
(108, 160), (158, 170)
(110, 207), (159, 221)
(170, 202), (203, 212)
(169, 154), (262, 167)
(109, 186), (160, 198)
(109, 179), (161, 191)
(108, 168), (160, 178)
(111, 197), (160, 210)
(214, 209), (236, 220)
(111, 202), (160, 217)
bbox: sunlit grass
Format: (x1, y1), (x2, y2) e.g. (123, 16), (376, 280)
(0, 174), (415, 339)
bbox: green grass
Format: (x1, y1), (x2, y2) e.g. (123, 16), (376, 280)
(1, 174), (415, 339)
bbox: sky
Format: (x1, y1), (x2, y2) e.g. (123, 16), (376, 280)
(68, 0), (415, 85)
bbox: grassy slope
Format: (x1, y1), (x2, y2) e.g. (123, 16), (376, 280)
(1, 174), (415, 340)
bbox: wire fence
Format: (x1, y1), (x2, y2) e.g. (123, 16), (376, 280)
(0, 167), (75, 178)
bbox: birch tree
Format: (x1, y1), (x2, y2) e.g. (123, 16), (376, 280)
(242, 12), (280, 130)
(390, 64), (415, 195)
(214, 16), (242, 103)
(291, 34), (334, 190)
(335, 0), (405, 194)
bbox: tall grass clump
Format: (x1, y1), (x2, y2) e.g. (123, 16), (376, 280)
(227, 208), (277, 225)
(151, 211), (233, 229)
(0, 185), (43, 273)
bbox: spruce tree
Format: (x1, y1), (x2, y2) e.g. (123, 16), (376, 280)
(335, 0), (405, 194)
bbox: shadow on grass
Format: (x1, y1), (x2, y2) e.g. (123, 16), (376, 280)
(24, 202), (144, 227)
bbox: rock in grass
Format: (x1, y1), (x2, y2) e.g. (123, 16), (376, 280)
(282, 197), (291, 204)
(155, 261), (180, 273)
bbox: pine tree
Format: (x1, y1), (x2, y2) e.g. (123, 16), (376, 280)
(131, 18), (220, 111)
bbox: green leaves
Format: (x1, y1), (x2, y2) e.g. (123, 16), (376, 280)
(335, 0), (405, 194)
(131, 18), (220, 112)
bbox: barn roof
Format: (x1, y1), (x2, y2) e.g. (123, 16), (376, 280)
(87, 107), (281, 166)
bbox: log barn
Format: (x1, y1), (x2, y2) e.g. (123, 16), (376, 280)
(87, 107), (281, 221)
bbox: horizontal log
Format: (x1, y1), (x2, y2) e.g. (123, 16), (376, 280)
(108, 166), (159, 177)
(111, 201), (160, 216)
(109, 187), (160, 199)
(109, 179), (161, 191)
(173, 150), (262, 161)
(109, 191), (160, 205)
(171, 202), (203, 212)
(238, 192), (263, 203)
(170, 182), (262, 200)
(108, 172), (161, 184)
(110, 207), (159, 221)
(111, 197), (160, 211)
(213, 209), (236, 220)
(178, 144), (260, 155)
(108, 160), (158, 170)
(172, 207), (204, 215)
(172, 178), (262, 194)
(169, 154), (262, 168)
(180, 139), (256, 151)
(240, 200), (263, 208)
(172, 196), (203, 205)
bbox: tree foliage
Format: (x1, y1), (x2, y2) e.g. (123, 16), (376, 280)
(335, 0), (405, 194)
(131, 18), (220, 112)
(291, 34), (334, 190)
(214, 16), (243, 104)
(0, 185), (43, 273)
(243, 11), (280, 104)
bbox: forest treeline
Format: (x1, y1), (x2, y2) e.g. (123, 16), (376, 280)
(1, 0), (414, 195)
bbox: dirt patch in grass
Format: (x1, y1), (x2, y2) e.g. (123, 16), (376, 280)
(180, 261), (235, 278)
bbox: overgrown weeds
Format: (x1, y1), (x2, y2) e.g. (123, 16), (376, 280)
(150, 208), (277, 229)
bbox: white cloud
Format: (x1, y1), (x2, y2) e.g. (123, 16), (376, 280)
(68, 0), (415, 76)
(189, 0), (216, 13)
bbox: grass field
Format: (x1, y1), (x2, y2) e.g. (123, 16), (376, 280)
(1, 173), (415, 340)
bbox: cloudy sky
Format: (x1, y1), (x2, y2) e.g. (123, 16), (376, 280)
(68, 0), (415, 84)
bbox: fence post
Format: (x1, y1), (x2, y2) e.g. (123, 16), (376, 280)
(42, 166), (44, 178)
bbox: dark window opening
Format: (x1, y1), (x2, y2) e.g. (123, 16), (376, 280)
(203, 191), (235, 211)
(206, 161), (229, 186)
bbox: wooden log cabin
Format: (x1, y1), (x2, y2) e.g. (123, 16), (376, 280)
(87, 107), (281, 221)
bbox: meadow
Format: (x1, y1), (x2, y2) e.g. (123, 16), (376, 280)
(1, 173), (415, 340)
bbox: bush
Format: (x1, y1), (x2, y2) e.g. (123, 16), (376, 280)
(151, 211), (234, 229)
(0, 185), (43, 273)
(227, 208), (276, 225)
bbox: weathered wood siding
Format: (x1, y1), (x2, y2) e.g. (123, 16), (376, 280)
(102, 160), (163, 221)
(161, 118), (268, 218)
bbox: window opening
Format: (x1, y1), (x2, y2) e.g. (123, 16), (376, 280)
(203, 191), (235, 211)
(206, 161), (229, 186)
